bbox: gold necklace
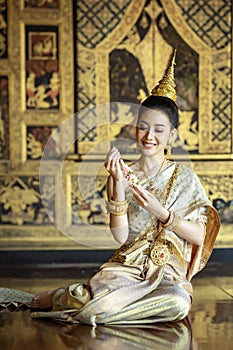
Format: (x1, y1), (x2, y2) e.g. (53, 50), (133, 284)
(136, 159), (166, 192)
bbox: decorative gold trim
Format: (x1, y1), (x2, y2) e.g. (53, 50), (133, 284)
(59, 0), (74, 116)
(21, 10), (60, 22)
(8, 1), (22, 167)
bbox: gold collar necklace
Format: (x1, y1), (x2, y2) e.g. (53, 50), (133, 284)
(136, 158), (166, 192)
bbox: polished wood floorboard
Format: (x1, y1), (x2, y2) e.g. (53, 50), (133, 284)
(0, 263), (232, 350)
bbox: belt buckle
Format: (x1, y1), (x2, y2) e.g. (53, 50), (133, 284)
(150, 241), (170, 266)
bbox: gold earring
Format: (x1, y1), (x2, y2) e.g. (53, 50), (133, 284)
(165, 145), (172, 160)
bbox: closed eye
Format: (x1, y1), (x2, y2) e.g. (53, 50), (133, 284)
(137, 125), (164, 133)
(138, 125), (148, 131)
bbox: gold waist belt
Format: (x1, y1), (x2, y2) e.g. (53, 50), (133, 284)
(110, 240), (183, 267)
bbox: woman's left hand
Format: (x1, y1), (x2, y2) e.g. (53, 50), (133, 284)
(131, 184), (165, 218)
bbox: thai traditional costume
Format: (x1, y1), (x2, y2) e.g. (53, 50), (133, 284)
(30, 160), (220, 325)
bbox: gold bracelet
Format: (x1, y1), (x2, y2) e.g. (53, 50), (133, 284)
(110, 199), (128, 205)
(110, 210), (128, 216)
(171, 213), (182, 231)
(162, 210), (174, 227)
(162, 211), (181, 232)
(106, 199), (128, 214)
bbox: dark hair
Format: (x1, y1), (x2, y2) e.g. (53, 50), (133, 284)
(138, 95), (179, 130)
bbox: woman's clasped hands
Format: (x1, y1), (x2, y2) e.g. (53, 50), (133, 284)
(104, 147), (166, 220)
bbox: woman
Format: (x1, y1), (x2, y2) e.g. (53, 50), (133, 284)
(30, 52), (220, 325)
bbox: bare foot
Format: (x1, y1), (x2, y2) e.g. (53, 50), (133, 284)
(31, 286), (67, 310)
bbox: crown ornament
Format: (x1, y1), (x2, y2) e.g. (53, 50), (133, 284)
(151, 49), (177, 102)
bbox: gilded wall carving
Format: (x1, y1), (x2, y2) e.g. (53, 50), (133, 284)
(0, 0), (232, 250)
(0, 175), (55, 225)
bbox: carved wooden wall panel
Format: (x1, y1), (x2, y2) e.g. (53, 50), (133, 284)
(0, 0), (232, 250)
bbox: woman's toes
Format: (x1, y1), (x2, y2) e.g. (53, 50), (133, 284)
(31, 301), (38, 308)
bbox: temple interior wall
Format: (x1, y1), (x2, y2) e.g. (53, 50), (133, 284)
(0, 0), (232, 254)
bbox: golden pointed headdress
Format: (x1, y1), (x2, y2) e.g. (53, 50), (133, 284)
(151, 49), (177, 102)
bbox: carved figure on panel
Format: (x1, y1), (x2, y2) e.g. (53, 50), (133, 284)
(27, 133), (43, 159)
(26, 61), (60, 109)
(27, 126), (59, 159)
(0, 176), (55, 225)
(0, 178), (40, 225)
(35, 85), (51, 108)
(29, 32), (57, 60)
(47, 72), (59, 107)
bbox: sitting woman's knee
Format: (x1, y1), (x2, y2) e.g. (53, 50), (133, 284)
(174, 296), (191, 320)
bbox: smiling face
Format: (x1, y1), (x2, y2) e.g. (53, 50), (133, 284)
(136, 109), (176, 157)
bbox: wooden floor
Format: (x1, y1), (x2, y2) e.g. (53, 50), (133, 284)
(0, 262), (232, 350)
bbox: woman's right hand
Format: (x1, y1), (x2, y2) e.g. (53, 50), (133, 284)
(104, 147), (124, 182)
